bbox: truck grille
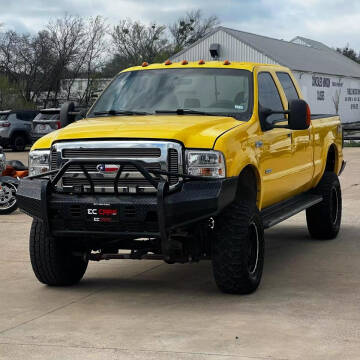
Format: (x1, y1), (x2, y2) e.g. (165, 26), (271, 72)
(168, 148), (179, 185)
(50, 141), (182, 193)
(62, 148), (161, 158)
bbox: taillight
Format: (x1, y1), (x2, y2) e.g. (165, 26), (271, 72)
(0, 122), (10, 127)
(306, 104), (311, 127)
(56, 121), (61, 129)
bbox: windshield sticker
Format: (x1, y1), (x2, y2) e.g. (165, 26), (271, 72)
(235, 105), (244, 110)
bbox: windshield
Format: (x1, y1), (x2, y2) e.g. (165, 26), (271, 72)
(89, 68), (253, 120)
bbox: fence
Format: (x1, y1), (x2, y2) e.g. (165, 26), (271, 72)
(343, 122), (360, 141)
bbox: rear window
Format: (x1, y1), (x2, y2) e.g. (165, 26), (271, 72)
(0, 114), (9, 120)
(34, 112), (60, 121)
(276, 72), (299, 101)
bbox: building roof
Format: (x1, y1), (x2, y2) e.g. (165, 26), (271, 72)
(174, 26), (360, 78)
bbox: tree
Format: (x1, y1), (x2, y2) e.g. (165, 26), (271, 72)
(77, 16), (109, 105)
(111, 19), (170, 68)
(43, 15), (87, 105)
(169, 10), (219, 53)
(336, 45), (360, 63)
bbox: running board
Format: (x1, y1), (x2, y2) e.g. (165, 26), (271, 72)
(261, 193), (323, 229)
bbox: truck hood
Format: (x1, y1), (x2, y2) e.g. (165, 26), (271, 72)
(33, 115), (244, 149)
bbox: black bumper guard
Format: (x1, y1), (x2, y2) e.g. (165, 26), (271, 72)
(18, 159), (237, 256)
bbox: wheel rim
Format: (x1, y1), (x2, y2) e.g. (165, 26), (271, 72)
(331, 187), (339, 225)
(0, 182), (17, 210)
(248, 221), (259, 275)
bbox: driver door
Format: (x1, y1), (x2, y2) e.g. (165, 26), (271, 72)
(255, 70), (293, 208)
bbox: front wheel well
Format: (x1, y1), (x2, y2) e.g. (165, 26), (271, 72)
(236, 165), (260, 206)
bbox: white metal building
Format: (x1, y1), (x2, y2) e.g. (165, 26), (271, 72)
(171, 27), (360, 123)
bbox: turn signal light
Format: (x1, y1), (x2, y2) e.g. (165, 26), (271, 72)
(164, 59), (172, 65)
(0, 122), (10, 127)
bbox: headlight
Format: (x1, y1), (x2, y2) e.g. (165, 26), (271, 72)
(185, 150), (225, 178)
(29, 149), (50, 176)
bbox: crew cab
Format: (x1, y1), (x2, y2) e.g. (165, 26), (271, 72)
(17, 61), (345, 294)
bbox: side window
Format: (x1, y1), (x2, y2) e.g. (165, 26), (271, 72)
(276, 72), (299, 101)
(258, 72), (285, 123)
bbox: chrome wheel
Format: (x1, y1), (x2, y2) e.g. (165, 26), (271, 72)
(0, 182), (17, 210)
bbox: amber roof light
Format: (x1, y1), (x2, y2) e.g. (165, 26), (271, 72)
(198, 60), (205, 65)
(164, 59), (172, 65)
(181, 60), (188, 65)
(223, 60), (231, 65)
(142, 62), (149, 67)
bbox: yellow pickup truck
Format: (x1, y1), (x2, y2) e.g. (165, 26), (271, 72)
(18, 61), (345, 294)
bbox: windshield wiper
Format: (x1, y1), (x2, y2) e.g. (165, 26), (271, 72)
(94, 109), (150, 116)
(155, 109), (218, 116)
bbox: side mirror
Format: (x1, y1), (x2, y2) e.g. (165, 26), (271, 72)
(260, 99), (311, 131)
(288, 99), (311, 130)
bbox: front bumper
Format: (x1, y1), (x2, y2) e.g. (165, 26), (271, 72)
(17, 166), (237, 239)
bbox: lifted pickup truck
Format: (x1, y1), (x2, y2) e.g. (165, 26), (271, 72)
(18, 61), (345, 294)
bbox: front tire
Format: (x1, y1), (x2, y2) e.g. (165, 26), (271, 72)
(29, 219), (88, 286)
(306, 171), (342, 240)
(212, 201), (264, 294)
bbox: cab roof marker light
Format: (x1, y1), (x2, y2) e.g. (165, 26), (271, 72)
(164, 59), (172, 65)
(181, 60), (188, 65)
(223, 60), (231, 65)
(198, 60), (205, 65)
(142, 62), (149, 67)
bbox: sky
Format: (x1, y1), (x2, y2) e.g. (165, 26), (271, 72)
(1, 0), (360, 50)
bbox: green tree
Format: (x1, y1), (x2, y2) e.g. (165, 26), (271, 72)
(336, 45), (360, 63)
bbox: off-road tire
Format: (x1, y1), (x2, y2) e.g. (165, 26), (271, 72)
(306, 171), (342, 240)
(11, 134), (26, 152)
(212, 201), (264, 294)
(29, 219), (88, 286)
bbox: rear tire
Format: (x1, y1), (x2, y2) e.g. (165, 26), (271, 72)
(306, 171), (342, 240)
(212, 200), (264, 294)
(29, 219), (88, 286)
(11, 134), (26, 152)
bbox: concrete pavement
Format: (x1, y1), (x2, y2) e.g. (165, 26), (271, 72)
(0, 148), (359, 360)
